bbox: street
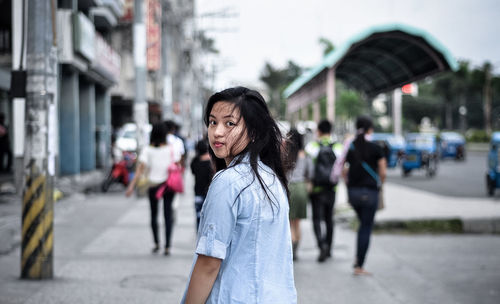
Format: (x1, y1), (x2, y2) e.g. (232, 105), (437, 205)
(1, 168), (500, 304)
(387, 151), (487, 198)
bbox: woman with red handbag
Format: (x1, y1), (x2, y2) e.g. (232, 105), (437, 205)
(126, 123), (181, 256)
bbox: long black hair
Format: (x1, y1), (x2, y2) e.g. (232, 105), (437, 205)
(204, 86), (289, 203)
(353, 115), (374, 160)
(149, 123), (167, 147)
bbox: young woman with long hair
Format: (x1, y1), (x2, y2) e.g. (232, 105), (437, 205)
(344, 116), (387, 275)
(182, 87), (296, 304)
(286, 128), (313, 260)
(126, 123), (181, 255)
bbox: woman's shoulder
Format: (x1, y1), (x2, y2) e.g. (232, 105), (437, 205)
(215, 162), (251, 181)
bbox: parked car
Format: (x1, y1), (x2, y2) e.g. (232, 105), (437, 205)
(371, 133), (405, 168)
(439, 131), (466, 160)
(401, 133), (439, 177)
(114, 123), (152, 156)
(486, 132), (500, 196)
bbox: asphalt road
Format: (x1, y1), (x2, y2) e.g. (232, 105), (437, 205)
(386, 151), (488, 198)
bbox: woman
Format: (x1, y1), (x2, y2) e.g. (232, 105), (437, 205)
(286, 128), (313, 261)
(126, 123), (181, 255)
(182, 87), (296, 303)
(344, 116), (386, 275)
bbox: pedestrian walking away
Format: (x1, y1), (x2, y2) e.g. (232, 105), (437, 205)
(305, 119), (342, 262)
(190, 138), (214, 231)
(285, 128), (313, 261)
(181, 87), (297, 304)
(0, 112), (12, 172)
(343, 116), (386, 275)
(125, 123), (182, 256)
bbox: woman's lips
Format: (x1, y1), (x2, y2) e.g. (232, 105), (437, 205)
(213, 142), (224, 148)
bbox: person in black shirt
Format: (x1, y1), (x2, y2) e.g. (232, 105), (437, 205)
(344, 116), (386, 275)
(190, 139), (214, 231)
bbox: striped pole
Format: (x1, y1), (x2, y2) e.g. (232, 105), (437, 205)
(20, 0), (57, 279)
(21, 164), (53, 279)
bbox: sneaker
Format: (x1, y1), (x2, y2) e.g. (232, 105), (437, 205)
(152, 244), (160, 254)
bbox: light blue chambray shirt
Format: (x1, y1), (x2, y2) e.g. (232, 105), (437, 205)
(181, 156), (297, 304)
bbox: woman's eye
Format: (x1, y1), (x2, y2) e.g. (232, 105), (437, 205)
(209, 120), (216, 126)
(226, 121), (235, 127)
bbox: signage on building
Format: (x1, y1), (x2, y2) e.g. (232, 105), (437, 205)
(92, 33), (121, 83)
(73, 12), (96, 62)
(401, 83), (419, 97)
(147, 0), (161, 71)
(121, 0), (134, 22)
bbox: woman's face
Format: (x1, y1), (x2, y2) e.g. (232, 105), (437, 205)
(208, 101), (250, 166)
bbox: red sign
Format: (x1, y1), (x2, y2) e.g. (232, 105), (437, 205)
(401, 83), (413, 95)
(147, 0), (161, 71)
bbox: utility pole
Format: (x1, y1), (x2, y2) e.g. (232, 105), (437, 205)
(134, 0), (148, 148)
(483, 63), (492, 136)
(161, 0), (172, 120)
(21, 0), (58, 279)
(392, 88), (402, 136)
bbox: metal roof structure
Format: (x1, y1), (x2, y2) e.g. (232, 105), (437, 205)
(284, 23), (458, 99)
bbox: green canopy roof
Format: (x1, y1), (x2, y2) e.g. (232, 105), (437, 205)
(283, 23), (458, 98)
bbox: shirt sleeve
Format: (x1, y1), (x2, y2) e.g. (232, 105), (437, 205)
(374, 144), (385, 161)
(195, 171), (240, 260)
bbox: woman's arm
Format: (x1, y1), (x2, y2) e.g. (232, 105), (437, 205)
(377, 157), (387, 184)
(184, 255), (222, 304)
(125, 162), (145, 197)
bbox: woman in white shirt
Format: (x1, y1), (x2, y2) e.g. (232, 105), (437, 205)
(126, 123), (180, 255)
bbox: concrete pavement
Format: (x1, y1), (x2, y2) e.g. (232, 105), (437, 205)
(1, 170), (500, 303)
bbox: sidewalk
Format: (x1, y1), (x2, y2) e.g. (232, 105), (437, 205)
(0, 170), (104, 254)
(1, 172), (499, 304)
(2, 167), (500, 255)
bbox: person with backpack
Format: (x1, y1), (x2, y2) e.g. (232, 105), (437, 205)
(305, 119), (342, 262)
(343, 116), (386, 275)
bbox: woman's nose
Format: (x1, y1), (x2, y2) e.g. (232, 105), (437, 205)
(214, 124), (224, 137)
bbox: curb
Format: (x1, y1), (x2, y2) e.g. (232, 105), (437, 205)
(372, 217), (500, 234)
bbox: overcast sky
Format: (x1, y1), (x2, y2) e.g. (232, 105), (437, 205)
(196, 0), (500, 90)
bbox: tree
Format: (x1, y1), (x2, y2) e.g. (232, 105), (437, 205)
(260, 61), (303, 119)
(336, 89), (366, 119)
(318, 37), (335, 57)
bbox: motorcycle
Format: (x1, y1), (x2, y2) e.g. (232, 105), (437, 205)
(101, 150), (137, 192)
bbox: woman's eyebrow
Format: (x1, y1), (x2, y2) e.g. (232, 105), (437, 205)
(210, 114), (235, 119)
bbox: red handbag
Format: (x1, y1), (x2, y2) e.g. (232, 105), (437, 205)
(156, 148), (184, 199)
(166, 162), (184, 193)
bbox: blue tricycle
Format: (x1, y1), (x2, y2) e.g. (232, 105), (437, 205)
(486, 132), (500, 196)
(401, 133), (439, 177)
(439, 131), (466, 161)
(371, 133), (406, 168)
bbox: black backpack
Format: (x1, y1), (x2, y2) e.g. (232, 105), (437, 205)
(313, 142), (337, 187)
